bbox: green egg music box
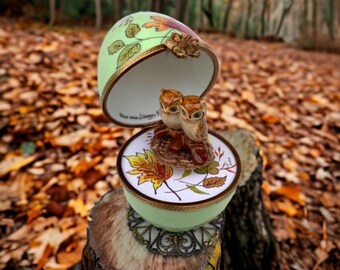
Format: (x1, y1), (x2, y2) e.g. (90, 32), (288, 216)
(98, 11), (241, 232)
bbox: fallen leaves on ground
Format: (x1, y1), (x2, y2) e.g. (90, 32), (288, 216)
(0, 18), (339, 269)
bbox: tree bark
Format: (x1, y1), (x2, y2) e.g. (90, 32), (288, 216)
(79, 129), (280, 270)
(260, 0), (268, 37)
(175, 0), (189, 23)
(95, 0), (102, 31)
(222, 0), (233, 33)
(220, 130), (280, 270)
(49, 0), (56, 26)
(275, 0), (293, 38)
(114, 0), (123, 23)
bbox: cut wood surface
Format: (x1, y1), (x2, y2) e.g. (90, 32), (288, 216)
(81, 190), (218, 270)
(81, 129), (279, 270)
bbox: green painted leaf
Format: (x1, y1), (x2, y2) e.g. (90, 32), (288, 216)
(186, 185), (209, 195)
(194, 166), (207, 174)
(182, 169), (192, 179)
(20, 141), (36, 156)
(126, 23), (141, 38)
(117, 43), (141, 68)
(194, 161), (219, 175)
(107, 40), (125, 55)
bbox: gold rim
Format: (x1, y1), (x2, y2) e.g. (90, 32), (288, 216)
(117, 128), (241, 211)
(101, 43), (220, 128)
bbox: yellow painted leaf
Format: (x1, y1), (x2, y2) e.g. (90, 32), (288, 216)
(125, 149), (173, 192)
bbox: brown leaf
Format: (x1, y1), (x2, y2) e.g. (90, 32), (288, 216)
(0, 152), (38, 177)
(203, 176), (226, 188)
(56, 239), (86, 265)
(84, 169), (103, 187)
(282, 158), (299, 172)
(72, 156), (103, 177)
(27, 204), (43, 223)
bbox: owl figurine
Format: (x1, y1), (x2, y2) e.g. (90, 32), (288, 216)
(159, 89), (183, 130)
(179, 95), (208, 143)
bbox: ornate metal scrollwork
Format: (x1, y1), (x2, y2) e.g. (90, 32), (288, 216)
(127, 207), (224, 257)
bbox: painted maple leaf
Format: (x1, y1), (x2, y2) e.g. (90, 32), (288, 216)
(125, 149), (173, 193)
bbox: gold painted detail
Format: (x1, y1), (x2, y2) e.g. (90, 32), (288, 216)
(127, 207), (224, 257)
(165, 33), (200, 58)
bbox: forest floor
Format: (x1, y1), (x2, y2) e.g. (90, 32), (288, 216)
(0, 18), (339, 270)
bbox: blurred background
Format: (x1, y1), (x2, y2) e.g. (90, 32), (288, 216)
(1, 0), (340, 51)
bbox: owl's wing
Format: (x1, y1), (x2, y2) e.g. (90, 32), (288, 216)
(195, 119), (208, 142)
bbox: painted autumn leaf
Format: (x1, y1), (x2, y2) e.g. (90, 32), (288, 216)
(186, 185), (209, 195)
(194, 160), (219, 175)
(107, 40), (125, 54)
(125, 149), (173, 193)
(125, 23), (141, 38)
(203, 176), (226, 188)
(117, 43), (141, 67)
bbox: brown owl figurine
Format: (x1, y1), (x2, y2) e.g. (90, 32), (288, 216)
(159, 89), (183, 130)
(179, 95), (208, 142)
(151, 90), (213, 169)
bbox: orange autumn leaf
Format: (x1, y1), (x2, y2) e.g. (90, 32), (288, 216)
(125, 149), (173, 192)
(275, 184), (306, 206)
(72, 156), (103, 176)
(203, 176), (226, 188)
(262, 114), (280, 124)
(276, 198), (298, 217)
(282, 158), (299, 172)
(35, 243), (54, 270)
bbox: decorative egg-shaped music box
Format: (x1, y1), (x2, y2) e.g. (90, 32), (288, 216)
(98, 11), (241, 232)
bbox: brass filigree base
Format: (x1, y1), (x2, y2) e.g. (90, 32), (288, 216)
(127, 207), (224, 257)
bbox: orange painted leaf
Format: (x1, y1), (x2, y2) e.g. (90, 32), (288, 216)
(125, 149), (173, 192)
(203, 176), (226, 188)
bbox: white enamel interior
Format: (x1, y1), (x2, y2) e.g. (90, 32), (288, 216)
(120, 129), (239, 204)
(105, 50), (215, 126)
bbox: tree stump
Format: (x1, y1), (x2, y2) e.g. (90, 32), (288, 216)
(220, 130), (280, 270)
(80, 129), (280, 270)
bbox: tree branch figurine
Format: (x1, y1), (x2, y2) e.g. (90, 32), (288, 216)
(151, 89), (214, 169)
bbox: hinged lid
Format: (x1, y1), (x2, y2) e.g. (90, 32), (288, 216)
(98, 11), (220, 128)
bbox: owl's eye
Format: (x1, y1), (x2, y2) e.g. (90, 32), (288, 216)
(169, 105), (178, 113)
(192, 111), (203, 120)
